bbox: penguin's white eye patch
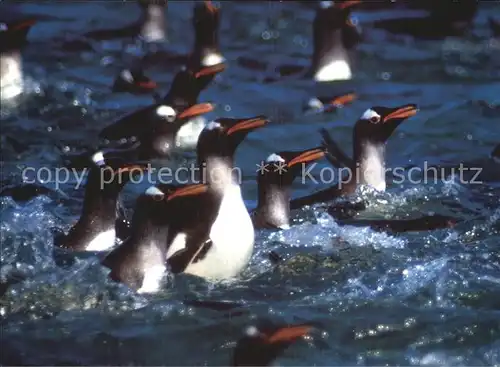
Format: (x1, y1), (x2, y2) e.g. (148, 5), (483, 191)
(245, 326), (260, 337)
(120, 69), (133, 82)
(205, 120), (221, 131)
(145, 186), (165, 200)
(156, 105), (176, 121)
(320, 1), (334, 9)
(265, 153), (285, 163)
(92, 151), (105, 166)
(361, 109), (381, 124)
(307, 97), (324, 110)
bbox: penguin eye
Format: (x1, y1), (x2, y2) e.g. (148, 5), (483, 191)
(370, 116), (381, 124)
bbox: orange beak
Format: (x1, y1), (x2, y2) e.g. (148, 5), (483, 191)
(383, 104), (418, 122)
(337, 0), (362, 10)
(195, 63), (226, 78)
(330, 93), (356, 107)
(266, 325), (312, 344)
(11, 19), (37, 32)
(137, 80), (157, 90)
(287, 148), (325, 167)
(226, 116), (268, 136)
(178, 103), (214, 120)
(167, 184), (208, 201)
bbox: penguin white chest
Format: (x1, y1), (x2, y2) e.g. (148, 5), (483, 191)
(85, 229), (116, 252)
(360, 144), (386, 192)
(314, 59), (352, 82)
(1, 52), (23, 100)
(175, 117), (206, 149)
(186, 185), (254, 280)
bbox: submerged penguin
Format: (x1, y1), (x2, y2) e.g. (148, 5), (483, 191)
(252, 147), (326, 230)
(54, 152), (147, 252)
(112, 67), (157, 94)
(290, 104), (418, 208)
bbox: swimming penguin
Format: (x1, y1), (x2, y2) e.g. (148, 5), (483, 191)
(187, 0), (226, 91)
(0, 14), (36, 101)
(112, 66), (157, 94)
(99, 65), (223, 157)
(163, 116), (269, 280)
(231, 322), (313, 366)
(303, 92), (357, 115)
(372, 0), (478, 39)
(102, 183), (210, 293)
(290, 104), (418, 208)
(53, 152), (147, 252)
(251, 148), (326, 230)
(238, 0), (361, 83)
(84, 0), (167, 43)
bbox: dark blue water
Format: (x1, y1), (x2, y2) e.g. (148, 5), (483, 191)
(1, 2), (500, 365)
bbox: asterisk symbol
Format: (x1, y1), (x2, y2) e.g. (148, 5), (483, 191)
(256, 161), (270, 174)
(273, 161), (288, 174)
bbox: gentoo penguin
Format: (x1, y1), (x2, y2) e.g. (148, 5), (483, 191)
(112, 67), (157, 94)
(252, 148), (326, 230)
(0, 14), (36, 101)
(99, 65), (223, 157)
(493, 144), (500, 164)
(53, 152), (147, 252)
(290, 104), (418, 208)
(372, 0), (478, 39)
(187, 0), (226, 91)
(238, 0), (361, 83)
(232, 322), (313, 366)
(102, 184), (210, 293)
(163, 116), (269, 280)
(84, 0), (167, 43)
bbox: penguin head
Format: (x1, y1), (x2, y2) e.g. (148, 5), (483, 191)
(354, 104), (418, 144)
(0, 18), (36, 52)
(257, 148), (325, 188)
(196, 116), (269, 166)
(113, 68), (157, 93)
(231, 321), (313, 366)
(88, 151), (148, 193)
(304, 92), (356, 114)
(314, 0), (360, 35)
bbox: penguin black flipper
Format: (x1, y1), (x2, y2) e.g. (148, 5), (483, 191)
(320, 128), (354, 168)
(336, 214), (459, 233)
(167, 235), (213, 274)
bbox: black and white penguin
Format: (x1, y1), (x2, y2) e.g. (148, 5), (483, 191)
(163, 116), (269, 280)
(84, 0), (167, 43)
(99, 65), (223, 157)
(54, 151), (147, 252)
(102, 184), (209, 293)
(252, 148), (326, 230)
(290, 104), (418, 208)
(112, 67), (157, 94)
(231, 322), (313, 366)
(0, 13), (36, 101)
(303, 92), (357, 115)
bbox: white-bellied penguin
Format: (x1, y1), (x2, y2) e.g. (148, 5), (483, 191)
(232, 321), (313, 366)
(102, 183), (211, 293)
(290, 104), (419, 208)
(53, 151), (147, 252)
(163, 116), (269, 280)
(0, 12), (36, 101)
(84, 0), (167, 43)
(252, 147), (326, 230)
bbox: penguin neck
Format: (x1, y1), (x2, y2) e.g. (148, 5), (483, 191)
(140, 4), (166, 42)
(204, 156), (239, 193)
(81, 183), (122, 228)
(0, 49), (23, 100)
(256, 181), (291, 229)
(312, 29), (351, 82)
(353, 140), (387, 192)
